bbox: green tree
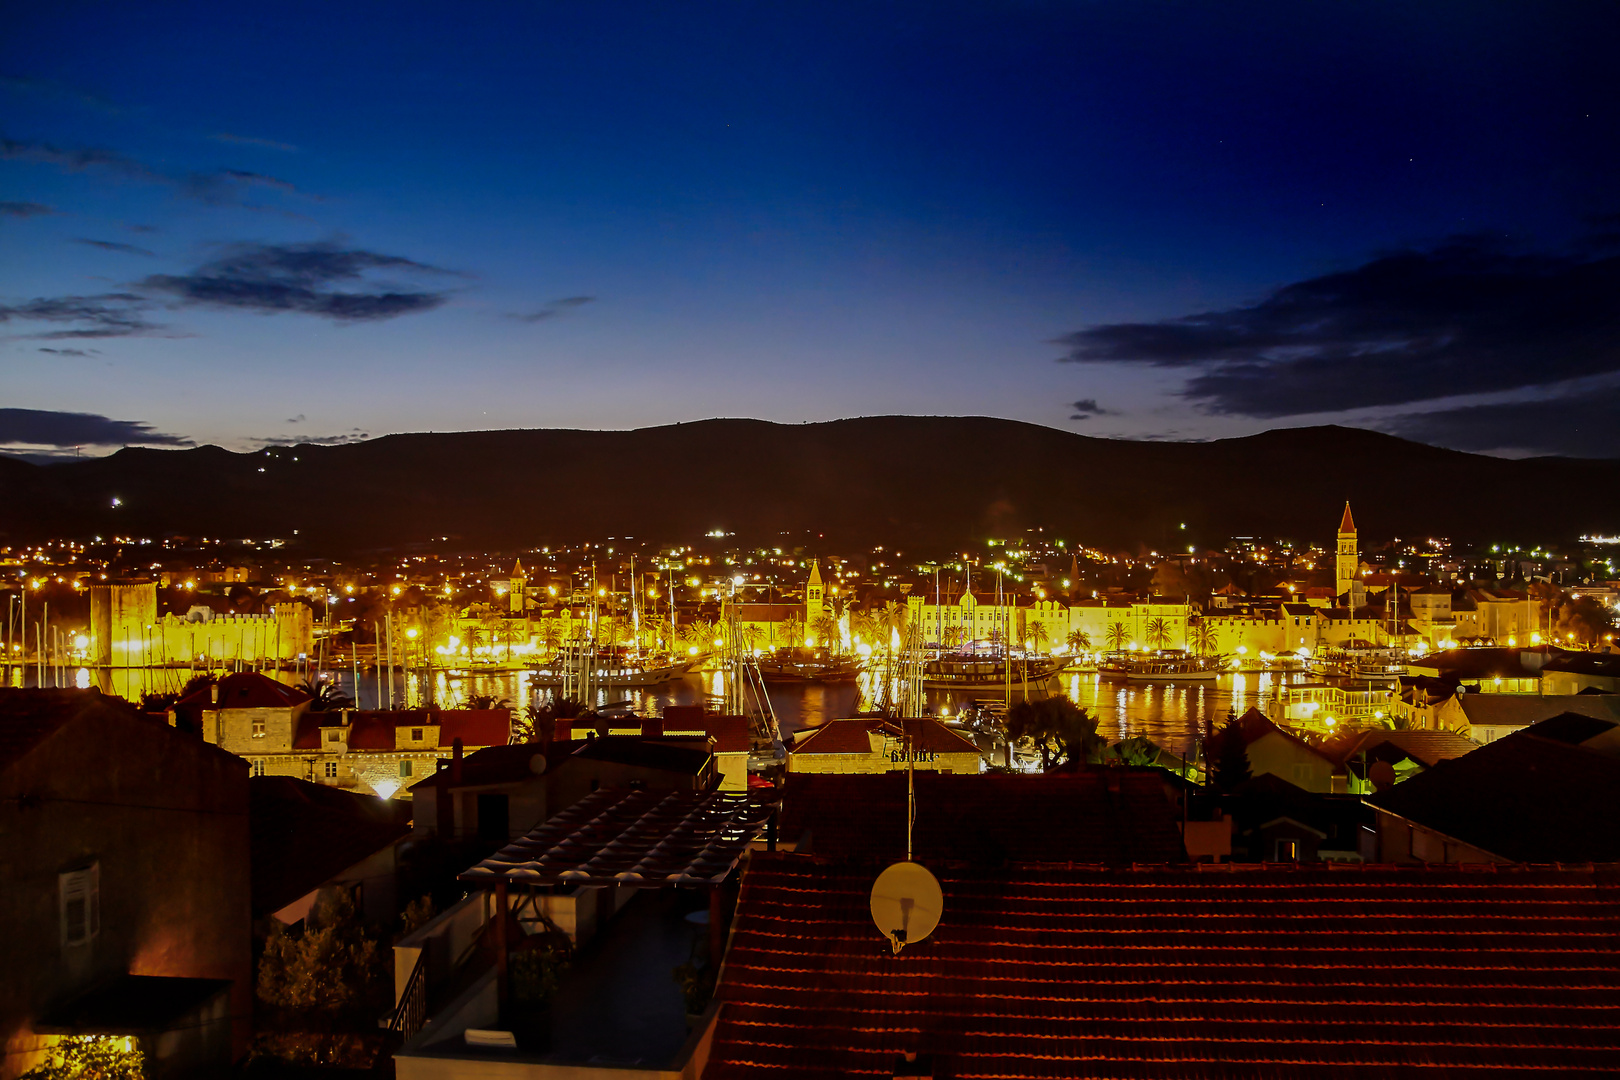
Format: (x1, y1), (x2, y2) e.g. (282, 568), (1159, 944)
(1114, 734), (1161, 767)
(21, 1036), (144, 1080)
(1004, 697), (1105, 770)
(257, 892), (385, 1015)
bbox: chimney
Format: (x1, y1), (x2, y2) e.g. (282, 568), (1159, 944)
(451, 737), (464, 785)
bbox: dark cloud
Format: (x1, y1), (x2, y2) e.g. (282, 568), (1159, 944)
(286, 414), (306, 423)
(0, 73), (122, 114)
(1, 134), (306, 207)
(1068, 398), (1116, 420)
(0, 200), (54, 218)
(141, 242), (453, 321)
(0, 407), (189, 448)
(1056, 237), (1620, 418)
(507, 295), (596, 322)
(73, 237), (155, 257)
(37, 347), (99, 357)
(211, 133), (298, 152)
(252, 428), (369, 447)
(1379, 385), (1620, 459)
(0, 293), (161, 339)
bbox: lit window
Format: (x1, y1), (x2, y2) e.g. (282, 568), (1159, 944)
(252, 760), (265, 777)
(400, 760), (413, 777)
(252, 719), (266, 738)
(324, 761), (338, 779)
(60, 863), (99, 947)
(326, 730), (341, 743)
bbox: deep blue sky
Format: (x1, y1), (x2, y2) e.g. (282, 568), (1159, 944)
(4, 2), (1618, 458)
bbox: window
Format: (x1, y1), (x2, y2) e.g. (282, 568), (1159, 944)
(1275, 839), (1300, 862)
(410, 728), (423, 741)
(252, 759), (266, 777)
(399, 760), (413, 778)
(324, 761), (339, 778)
(326, 730), (341, 742)
(60, 863), (99, 948)
(252, 718), (266, 738)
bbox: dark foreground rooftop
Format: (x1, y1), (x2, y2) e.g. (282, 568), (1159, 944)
(709, 855), (1620, 1078)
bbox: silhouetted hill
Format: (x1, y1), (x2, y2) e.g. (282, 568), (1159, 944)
(3, 417), (1617, 552)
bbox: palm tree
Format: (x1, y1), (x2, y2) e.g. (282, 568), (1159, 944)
(782, 614), (805, 650)
(1105, 621), (1129, 652)
(741, 623), (764, 654)
(295, 677), (353, 711)
(879, 601), (909, 649)
(541, 621), (564, 658)
(1186, 618), (1216, 658)
(1145, 616), (1171, 650)
(1028, 620), (1050, 655)
(811, 613), (839, 654)
(849, 611), (879, 650)
(1066, 628), (1092, 653)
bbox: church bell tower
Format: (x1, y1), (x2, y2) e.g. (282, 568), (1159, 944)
(1335, 503), (1358, 601)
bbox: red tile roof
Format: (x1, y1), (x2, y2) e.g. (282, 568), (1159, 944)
(782, 772), (1186, 864)
(791, 717), (978, 757)
(177, 671), (311, 710)
(290, 708), (509, 751)
(708, 857), (1620, 1078)
(1338, 500), (1356, 533)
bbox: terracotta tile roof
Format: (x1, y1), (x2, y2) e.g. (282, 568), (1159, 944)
(177, 671), (311, 710)
(436, 708), (510, 748)
(1367, 731), (1620, 862)
(1325, 728), (1479, 769)
(0, 688), (141, 772)
(249, 776), (411, 917)
(791, 717), (979, 757)
(708, 856), (1620, 1078)
(790, 719), (878, 755)
(782, 772), (1187, 864)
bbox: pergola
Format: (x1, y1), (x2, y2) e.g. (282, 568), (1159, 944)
(458, 786), (778, 994)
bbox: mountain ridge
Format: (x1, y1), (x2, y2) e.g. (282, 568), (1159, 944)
(2, 417), (1615, 552)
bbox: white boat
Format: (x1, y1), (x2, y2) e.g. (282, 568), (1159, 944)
(1123, 654), (1221, 682)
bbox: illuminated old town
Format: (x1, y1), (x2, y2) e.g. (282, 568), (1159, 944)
(5, 4), (1620, 1078)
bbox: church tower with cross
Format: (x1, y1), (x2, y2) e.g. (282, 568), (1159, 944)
(1335, 503), (1359, 601)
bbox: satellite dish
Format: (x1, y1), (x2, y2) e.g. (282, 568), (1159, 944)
(529, 753), (548, 776)
(870, 862), (943, 955)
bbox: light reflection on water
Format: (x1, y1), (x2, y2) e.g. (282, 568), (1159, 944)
(7, 662), (1313, 751)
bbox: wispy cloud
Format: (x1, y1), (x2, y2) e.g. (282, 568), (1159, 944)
(73, 237), (155, 257)
(0, 407), (189, 448)
(1056, 235), (1620, 419)
(0, 133), (308, 208)
(141, 241), (456, 321)
(0, 293), (163, 339)
(0, 73), (122, 115)
(37, 346), (100, 357)
(0, 200), (54, 218)
(506, 295), (596, 322)
(212, 132), (298, 152)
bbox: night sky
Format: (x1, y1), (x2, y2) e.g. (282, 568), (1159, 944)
(4, 3), (1617, 460)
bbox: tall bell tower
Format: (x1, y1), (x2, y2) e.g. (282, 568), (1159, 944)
(805, 560), (826, 639)
(1335, 503), (1358, 600)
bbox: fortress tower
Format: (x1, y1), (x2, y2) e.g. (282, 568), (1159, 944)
(1336, 502), (1359, 600)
